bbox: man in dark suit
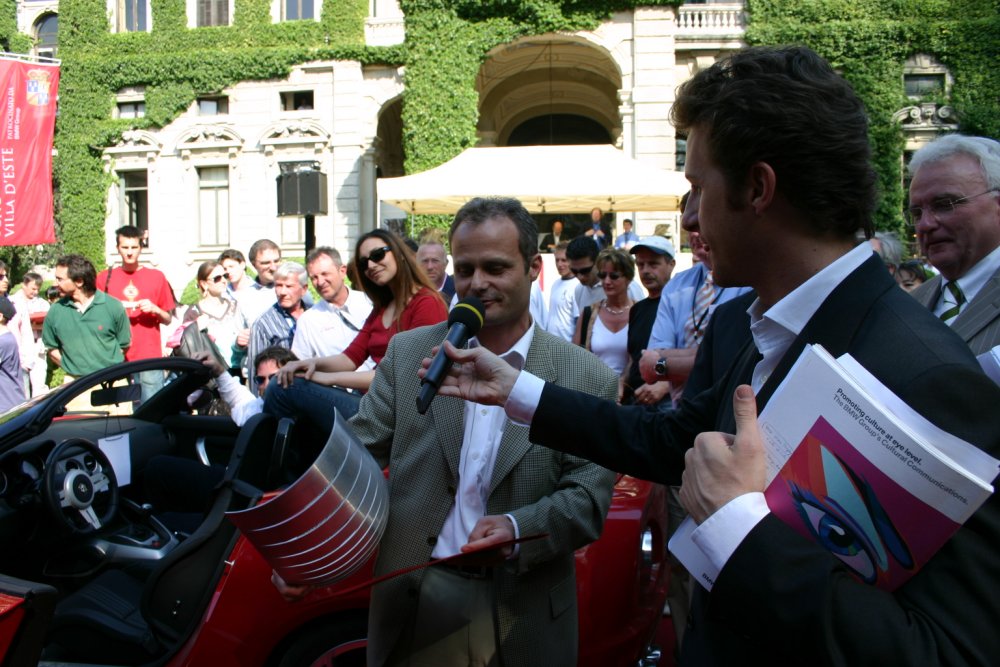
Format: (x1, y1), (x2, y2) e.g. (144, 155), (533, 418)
(538, 219), (566, 253)
(584, 207), (612, 249)
(429, 46), (1000, 667)
(907, 135), (1000, 357)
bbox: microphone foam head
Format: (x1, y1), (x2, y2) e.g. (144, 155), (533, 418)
(449, 296), (485, 335)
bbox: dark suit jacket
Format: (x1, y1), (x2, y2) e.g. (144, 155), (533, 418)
(683, 290), (756, 398)
(911, 264), (1000, 356)
(539, 233), (564, 252)
(528, 255), (1000, 666)
(439, 273), (456, 303)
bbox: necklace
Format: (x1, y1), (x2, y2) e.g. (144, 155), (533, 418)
(603, 302), (630, 315)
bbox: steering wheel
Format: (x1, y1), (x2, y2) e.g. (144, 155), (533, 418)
(43, 438), (120, 535)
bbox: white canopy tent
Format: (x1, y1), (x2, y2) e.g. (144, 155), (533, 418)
(377, 145), (689, 215)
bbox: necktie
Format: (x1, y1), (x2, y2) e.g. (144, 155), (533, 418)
(939, 281), (966, 325)
(685, 272), (716, 346)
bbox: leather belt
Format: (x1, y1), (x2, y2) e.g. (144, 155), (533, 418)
(433, 560), (493, 579)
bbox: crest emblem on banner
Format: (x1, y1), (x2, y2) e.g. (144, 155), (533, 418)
(26, 69), (53, 106)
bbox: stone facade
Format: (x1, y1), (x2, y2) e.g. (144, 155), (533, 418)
(19, 0), (750, 291)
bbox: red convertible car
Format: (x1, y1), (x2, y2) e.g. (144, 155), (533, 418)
(0, 358), (669, 666)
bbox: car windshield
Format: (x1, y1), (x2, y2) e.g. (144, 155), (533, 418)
(1, 367), (188, 430)
(0, 390), (59, 425)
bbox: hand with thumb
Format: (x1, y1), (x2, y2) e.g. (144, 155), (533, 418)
(680, 385), (767, 523)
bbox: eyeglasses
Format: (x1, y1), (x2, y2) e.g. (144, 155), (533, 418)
(254, 372), (278, 386)
(570, 265), (594, 276)
(597, 271), (623, 281)
(906, 188), (998, 224)
(211, 272), (230, 283)
(359, 246), (392, 272)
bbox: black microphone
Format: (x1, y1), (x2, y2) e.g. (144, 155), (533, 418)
(417, 296), (485, 414)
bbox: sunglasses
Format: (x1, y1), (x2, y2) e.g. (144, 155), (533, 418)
(359, 246), (392, 272)
(597, 271), (623, 281)
(211, 272), (230, 283)
(570, 265), (594, 276)
(254, 371), (278, 386)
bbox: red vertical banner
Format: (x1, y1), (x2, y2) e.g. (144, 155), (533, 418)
(0, 56), (60, 246)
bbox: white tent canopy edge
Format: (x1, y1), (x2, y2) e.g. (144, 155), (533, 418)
(377, 144), (689, 215)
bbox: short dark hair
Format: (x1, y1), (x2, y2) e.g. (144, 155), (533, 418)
(248, 239), (280, 264)
(218, 248), (246, 264)
(56, 254), (97, 294)
(253, 345), (298, 371)
(566, 236), (599, 262)
(306, 246), (343, 267)
(671, 45), (876, 239)
(115, 225), (142, 243)
(22, 271), (43, 286)
(449, 197), (538, 272)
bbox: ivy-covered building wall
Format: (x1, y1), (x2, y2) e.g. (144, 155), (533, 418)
(0, 0), (995, 281)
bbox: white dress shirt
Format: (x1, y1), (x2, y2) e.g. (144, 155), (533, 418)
(292, 288), (374, 368)
(431, 324), (534, 558)
(932, 244), (1000, 319)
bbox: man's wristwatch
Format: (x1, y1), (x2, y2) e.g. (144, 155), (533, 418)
(654, 356), (668, 378)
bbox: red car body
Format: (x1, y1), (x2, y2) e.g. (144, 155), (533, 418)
(169, 475), (669, 667)
(0, 359), (670, 666)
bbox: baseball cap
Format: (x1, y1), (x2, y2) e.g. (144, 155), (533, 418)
(629, 236), (675, 259)
(0, 296), (16, 323)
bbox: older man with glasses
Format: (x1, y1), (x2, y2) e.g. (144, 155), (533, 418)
(907, 135), (1000, 357)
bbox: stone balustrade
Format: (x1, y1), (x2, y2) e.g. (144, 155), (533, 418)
(677, 4), (747, 36)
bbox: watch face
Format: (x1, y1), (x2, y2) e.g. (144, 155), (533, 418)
(655, 358), (667, 376)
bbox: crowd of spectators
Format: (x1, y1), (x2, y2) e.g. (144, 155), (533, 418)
(1, 44), (996, 667)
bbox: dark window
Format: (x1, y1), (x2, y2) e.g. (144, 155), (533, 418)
(119, 0), (148, 31)
(198, 96), (229, 115)
(119, 171), (149, 237)
(904, 73), (945, 98)
(197, 0), (229, 26)
(198, 167), (230, 246)
(284, 0), (314, 21)
(117, 101), (145, 119)
(35, 14), (58, 59)
(281, 90), (314, 111)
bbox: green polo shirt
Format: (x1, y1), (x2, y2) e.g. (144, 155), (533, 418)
(42, 291), (131, 377)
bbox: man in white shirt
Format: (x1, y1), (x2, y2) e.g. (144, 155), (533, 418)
(220, 245), (276, 325)
(292, 247), (373, 366)
(427, 46), (1000, 667)
(907, 135), (1000, 357)
(545, 241), (578, 341)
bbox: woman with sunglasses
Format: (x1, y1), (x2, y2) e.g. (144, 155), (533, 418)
(269, 229), (447, 424)
(573, 248), (636, 384)
(182, 260), (249, 367)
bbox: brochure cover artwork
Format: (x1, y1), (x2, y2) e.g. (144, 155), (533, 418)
(766, 415), (957, 591)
